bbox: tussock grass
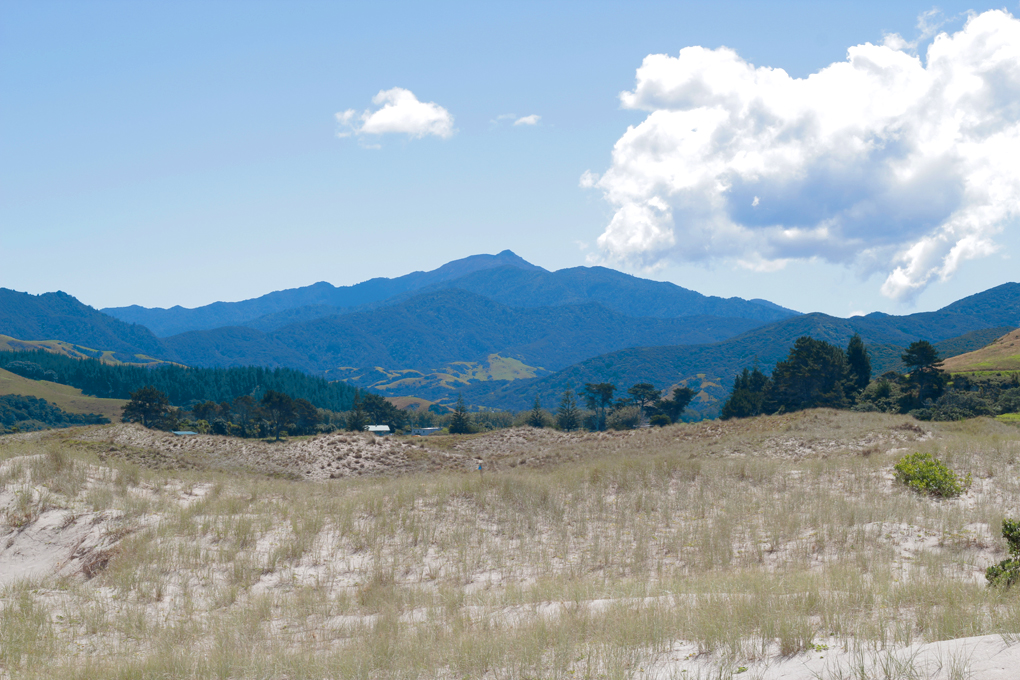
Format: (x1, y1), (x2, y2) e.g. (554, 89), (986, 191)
(1, 410), (1019, 678)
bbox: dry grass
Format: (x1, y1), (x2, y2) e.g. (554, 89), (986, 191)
(1, 410), (1019, 679)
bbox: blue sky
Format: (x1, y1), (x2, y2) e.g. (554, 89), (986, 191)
(2, 0), (1018, 316)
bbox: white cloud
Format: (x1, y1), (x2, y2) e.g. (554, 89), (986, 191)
(588, 10), (1020, 301)
(514, 114), (541, 126)
(336, 88), (454, 140)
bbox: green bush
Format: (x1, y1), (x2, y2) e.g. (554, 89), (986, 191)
(893, 452), (971, 498)
(986, 519), (1020, 587)
(649, 414), (672, 427)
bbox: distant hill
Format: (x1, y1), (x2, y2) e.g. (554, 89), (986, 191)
(0, 289), (172, 361)
(464, 283), (1020, 415)
(103, 252), (799, 335)
(0, 335), (173, 366)
(942, 328), (1020, 373)
(244, 264), (800, 333)
(359, 264), (799, 321)
(163, 289), (765, 379)
(103, 250), (543, 336)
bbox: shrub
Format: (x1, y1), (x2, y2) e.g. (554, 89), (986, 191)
(649, 414), (672, 427)
(606, 406), (641, 431)
(893, 452), (971, 498)
(986, 519), (1020, 587)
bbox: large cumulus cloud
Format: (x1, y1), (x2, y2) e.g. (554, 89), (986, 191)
(587, 10), (1020, 300)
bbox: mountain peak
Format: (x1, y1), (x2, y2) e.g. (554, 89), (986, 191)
(428, 250), (544, 279)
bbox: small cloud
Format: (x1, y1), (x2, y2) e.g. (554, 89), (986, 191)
(752, 196), (760, 207)
(849, 310), (866, 317)
(514, 114), (541, 126)
(336, 87), (454, 140)
(579, 170), (600, 189)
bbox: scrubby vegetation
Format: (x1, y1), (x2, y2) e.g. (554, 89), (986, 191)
(894, 451), (971, 498)
(986, 519), (1020, 588)
(2, 410), (1019, 678)
(0, 395), (108, 434)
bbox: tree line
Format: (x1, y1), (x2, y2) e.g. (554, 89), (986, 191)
(721, 334), (1020, 421)
(0, 350), (357, 411)
(123, 378), (698, 439)
(0, 394), (108, 434)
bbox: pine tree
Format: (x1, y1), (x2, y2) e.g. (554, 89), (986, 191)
(556, 390), (580, 432)
(346, 393), (368, 432)
(527, 396), (545, 428)
(846, 334), (872, 394)
(901, 340), (948, 408)
(448, 393), (472, 434)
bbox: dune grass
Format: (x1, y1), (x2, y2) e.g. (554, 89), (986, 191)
(1, 411), (1019, 678)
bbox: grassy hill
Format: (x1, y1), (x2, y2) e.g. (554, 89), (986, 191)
(0, 367), (126, 421)
(0, 335), (171, 366)
(943, 328), (1020, 373)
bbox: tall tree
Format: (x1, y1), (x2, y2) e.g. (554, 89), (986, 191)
(720, 367), (769, 420)
(527, 396), (545, 428)
(346, 392), (368, 432)
(846, 334), (872, 394)
(556, 390), (580, 432)
(231, 395), (258, 437)
(191, 400), (219, 424)
(361, 392), (406, 432)
(766, 337), (848, 413)
(448, 393), (472, 434)
(122, 386), (176, 430)
(583, 382), (616, 431)
(901, 340), (948, 408)
(654, 386), (696, 423)
(292, 398), (320, 434)
(627, 383), (660, 421)
(260, 390), (296, 440)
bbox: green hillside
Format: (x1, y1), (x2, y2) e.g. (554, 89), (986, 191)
(943, 329), (1020, 373)
(0, 367), (126, 422)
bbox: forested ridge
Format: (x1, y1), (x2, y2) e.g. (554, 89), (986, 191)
(0, 350), (358, 411)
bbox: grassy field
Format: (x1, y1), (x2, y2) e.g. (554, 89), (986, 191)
(0, 368), (126, 421)
(943, 329), (1020, 374)
(2, 411), (1020, 678)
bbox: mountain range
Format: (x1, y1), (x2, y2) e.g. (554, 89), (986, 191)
(465, 283), (1020, 416)
(102, 251), (798, 336)
(1, 252), (1017, 419)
